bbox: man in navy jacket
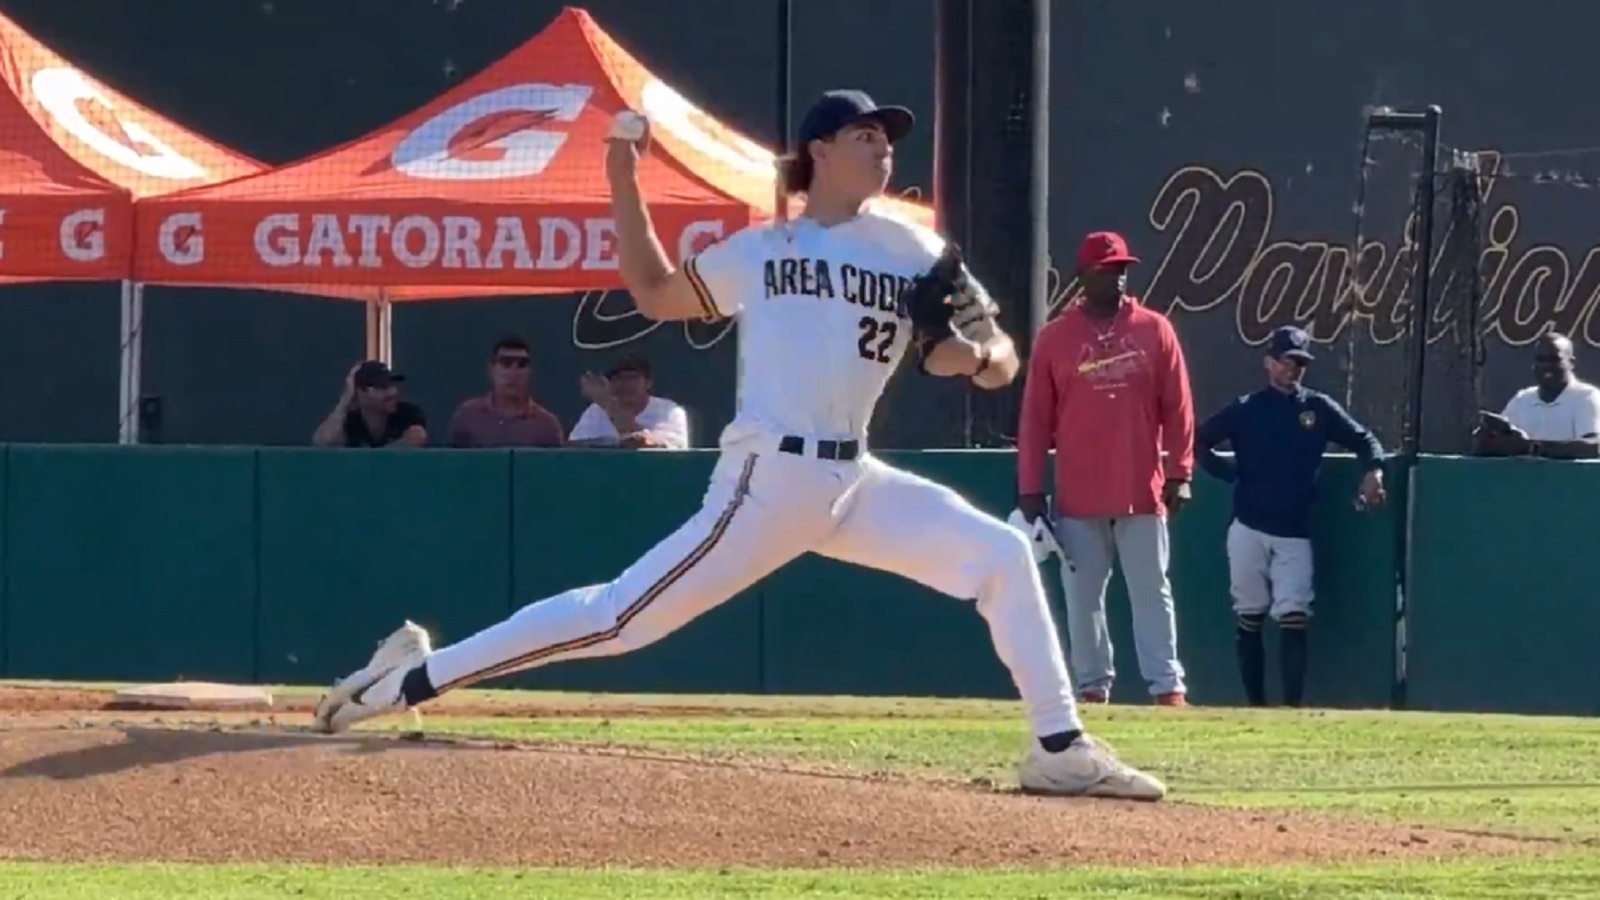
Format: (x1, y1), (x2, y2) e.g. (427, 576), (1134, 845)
(1195, 326), (1386, 707)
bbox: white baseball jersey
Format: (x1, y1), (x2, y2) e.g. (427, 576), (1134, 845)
(682, 208), (947, 442)
(569, 395), (691, 448)
(1502, 380), (1600, 441)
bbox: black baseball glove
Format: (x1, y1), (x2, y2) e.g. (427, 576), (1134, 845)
(898, 242), (998, 362)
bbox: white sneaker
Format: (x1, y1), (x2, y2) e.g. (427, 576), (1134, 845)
(312, 620), (433, 734)
(1018, 735), (1167, 801)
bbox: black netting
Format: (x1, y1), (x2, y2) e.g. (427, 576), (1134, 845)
(1332, 122), (1485, 456)
(1419, 158), (1488, 455)
(1332, 123), (1423, 453)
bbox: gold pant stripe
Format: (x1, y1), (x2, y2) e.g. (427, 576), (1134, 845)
(439, 454), (757, 692)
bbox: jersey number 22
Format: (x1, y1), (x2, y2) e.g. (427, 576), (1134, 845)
(857, 316), (897, 364)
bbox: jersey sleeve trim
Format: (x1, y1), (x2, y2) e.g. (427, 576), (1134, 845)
(682, 256), (723, 321)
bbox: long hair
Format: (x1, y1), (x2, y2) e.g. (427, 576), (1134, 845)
(778, 151), (811, 196)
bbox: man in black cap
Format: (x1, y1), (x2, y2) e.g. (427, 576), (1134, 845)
(312, 359), (428, 448)
(1194, 326), (1385, 707)
(314, 90), (1169, 803)
(569, 351), (690, 449)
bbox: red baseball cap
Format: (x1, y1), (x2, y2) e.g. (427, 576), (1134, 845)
(1076, 231), (1140, 271)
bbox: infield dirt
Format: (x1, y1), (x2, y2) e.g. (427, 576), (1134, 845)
(0, 685), (1552, 869)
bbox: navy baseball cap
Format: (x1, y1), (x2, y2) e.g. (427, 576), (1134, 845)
(782, 90), (914, 193)
(1268, 326), (1314, 362)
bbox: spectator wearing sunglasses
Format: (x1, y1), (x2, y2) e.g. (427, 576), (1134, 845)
(446, 336), (565, 448)
(568, 352), (690, 449)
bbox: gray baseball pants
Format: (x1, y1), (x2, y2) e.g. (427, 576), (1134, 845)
(1051, 514), (1186, 696)
(1225, 521), (1314, 619)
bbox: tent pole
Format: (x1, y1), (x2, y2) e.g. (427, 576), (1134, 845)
(382, 291), (392, 363)
(117, 280), (144, 445)
(365, 291), (393, 363)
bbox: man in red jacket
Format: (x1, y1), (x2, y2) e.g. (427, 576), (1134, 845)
(1017, 231), (1195, 706)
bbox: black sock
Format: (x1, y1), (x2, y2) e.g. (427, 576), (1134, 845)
(399, 663), (438, 706)
(1039, 730), (1083, 753)
(1280, 620), (1308, 707)
(1235, 615), (1266, 707)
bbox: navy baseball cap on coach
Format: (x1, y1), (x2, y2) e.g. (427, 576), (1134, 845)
(782, 90), (914, 193)
(1268, 326), (1314, 362)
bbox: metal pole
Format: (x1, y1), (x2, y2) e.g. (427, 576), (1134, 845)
(934, 0), (972, 445)
(933, 0), (971, 243)
(775, 0), (792, 222)
(1025, 0), (1049, 350)
(117, 280), (144, 444)
(1404, 106), (1442, 457)
(1364, 103), (1442, 711)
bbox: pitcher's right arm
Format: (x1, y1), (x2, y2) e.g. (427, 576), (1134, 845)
(606, 117), (745, 323)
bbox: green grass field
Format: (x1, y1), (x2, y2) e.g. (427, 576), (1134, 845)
(3, 687), (1598, 898)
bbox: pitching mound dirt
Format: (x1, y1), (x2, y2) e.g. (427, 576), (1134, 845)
(0, 717), (1539, 869)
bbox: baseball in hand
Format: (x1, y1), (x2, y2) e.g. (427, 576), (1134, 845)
(610, 111), (648, 142)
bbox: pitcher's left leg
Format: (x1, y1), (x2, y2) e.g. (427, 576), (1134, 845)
(813, 457), (1165, 800)
(313, 451), (813, 733)
(1114, 515), (1187, 701)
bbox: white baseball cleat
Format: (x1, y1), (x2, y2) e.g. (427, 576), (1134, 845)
(1017, 735), (1167, 801)
(312, 620), (433, 734)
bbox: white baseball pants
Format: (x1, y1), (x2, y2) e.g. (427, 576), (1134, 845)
(422, 444), (1083, 737)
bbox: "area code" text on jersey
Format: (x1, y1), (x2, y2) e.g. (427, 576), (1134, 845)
(763, 257), (914, 317)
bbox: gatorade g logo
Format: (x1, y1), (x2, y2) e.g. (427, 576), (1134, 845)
(158, 212), (204, 266)
(61, 208), (106, 261)
(391, 84), (593, 181)
(30, 68), (208, 180)
(639, 79), (772, 179)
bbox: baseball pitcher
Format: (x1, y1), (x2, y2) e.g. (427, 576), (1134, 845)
(313, 89), (1164, 800)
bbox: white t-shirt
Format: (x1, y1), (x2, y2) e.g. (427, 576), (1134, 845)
(683, 207), (953, 443)
(568, 395), (690, 448)
(1502, 380), (1600, 441)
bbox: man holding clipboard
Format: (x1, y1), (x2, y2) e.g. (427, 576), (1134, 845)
(1475, 333), (1600, 460)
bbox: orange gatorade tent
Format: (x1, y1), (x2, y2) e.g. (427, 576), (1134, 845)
(0, 8), (277, 441)
(0, 11), (262, 208)
(0, 9), (261, 280)
(132, 6), (934, 300)
(0, 80), (130, 283)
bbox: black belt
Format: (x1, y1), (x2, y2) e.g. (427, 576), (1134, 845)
(778, 435), (860, 461)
